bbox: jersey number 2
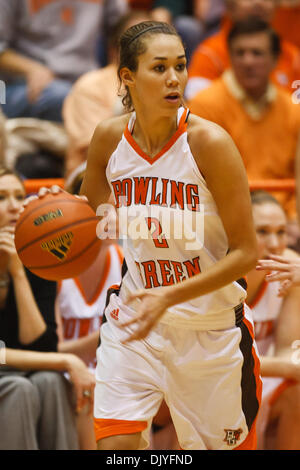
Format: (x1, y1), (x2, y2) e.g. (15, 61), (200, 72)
(145, 217), (169, 248)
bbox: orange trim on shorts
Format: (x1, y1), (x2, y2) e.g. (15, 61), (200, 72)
(234, 422), (257, 450)
(238, 311), (263, 451)
(269, 379), (296, 407)
(242, 313), (263, 407)
(94, 418), (147, 442)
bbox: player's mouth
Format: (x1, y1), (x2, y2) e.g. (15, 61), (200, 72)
(165, 92), (181, 104)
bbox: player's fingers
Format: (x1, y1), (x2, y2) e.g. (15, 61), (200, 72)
(37, 185), (63, 198)
(121, 326), (149, 343)
(120, 315), (141, 328)
(74, 195), (88, 201)
(124, 290), (146, 305)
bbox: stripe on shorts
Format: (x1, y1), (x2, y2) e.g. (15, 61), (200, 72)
(235, 305), (262, 432)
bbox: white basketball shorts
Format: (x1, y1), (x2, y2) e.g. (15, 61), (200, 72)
(94, 293), (262, 450)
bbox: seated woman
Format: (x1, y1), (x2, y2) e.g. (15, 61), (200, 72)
(0, 167), (95, 450)
(55, 167), (124, 449)
(246, 190), (300, 450)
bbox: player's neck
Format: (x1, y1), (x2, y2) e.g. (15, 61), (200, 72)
(132, 109), (178, 158)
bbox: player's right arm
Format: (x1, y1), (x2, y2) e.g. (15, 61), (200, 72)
(80, 116), (127, 213)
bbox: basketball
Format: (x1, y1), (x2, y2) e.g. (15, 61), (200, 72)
(15, 192), (102, 281)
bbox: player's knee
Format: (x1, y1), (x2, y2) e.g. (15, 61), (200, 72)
(97, 432), (143, 450)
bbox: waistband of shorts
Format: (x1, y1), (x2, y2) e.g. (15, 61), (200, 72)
(158, 303), (245, 331)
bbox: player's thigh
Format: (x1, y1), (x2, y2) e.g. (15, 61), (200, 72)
(166, 320), (260, 449)
(94, 320), (164, 448)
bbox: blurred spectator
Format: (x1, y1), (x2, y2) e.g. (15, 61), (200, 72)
(188, 18), (300, 221)
(186, 0), (300, 100)
(3, 117), (68, 178)
(0, 0), (127, 122)
(272, 0), (300, 49)
(247, 191), (300, 450)
(63, 10), (150, 177)
(0, 167), (95, 449)
(128, 1), (226, 63)
(0, 109), (6, 164)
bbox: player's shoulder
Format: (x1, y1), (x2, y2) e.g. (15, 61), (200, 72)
(92, 113), (130, 151)
(187, 113), (233, 151)
(186, 113), (243, 178)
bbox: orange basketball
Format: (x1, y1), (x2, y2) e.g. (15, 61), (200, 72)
(15, 192), (102, 281)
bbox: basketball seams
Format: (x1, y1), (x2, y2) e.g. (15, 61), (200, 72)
(16, 197), (91, 231)
(16, 217), (99, 253)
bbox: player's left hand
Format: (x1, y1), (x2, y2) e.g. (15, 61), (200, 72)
(121, 288), (171, 343)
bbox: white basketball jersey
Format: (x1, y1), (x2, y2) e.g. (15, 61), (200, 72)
(106, 107), (246, 330)
(248, 280), (283, 356)
(57, 244), (123, 367)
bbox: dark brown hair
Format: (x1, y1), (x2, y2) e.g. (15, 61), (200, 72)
(118, 20), (183, 111)
(227, 16), (281, 59)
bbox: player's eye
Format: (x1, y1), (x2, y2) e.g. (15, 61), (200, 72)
(176, 63), (186, 71)
(154, 64), (165, 73)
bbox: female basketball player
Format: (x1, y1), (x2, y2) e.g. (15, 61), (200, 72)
(246, 191), (300, 450)
(78, 20), (261, 451)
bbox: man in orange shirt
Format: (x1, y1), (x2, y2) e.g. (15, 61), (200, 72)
(188, 17), (300, 222)
(186, 0), (300, 100)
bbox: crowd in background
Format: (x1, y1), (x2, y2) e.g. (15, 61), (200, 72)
(0, 0), (300, 450)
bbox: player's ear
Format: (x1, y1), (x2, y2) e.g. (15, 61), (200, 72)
(119, 67), (135, 89)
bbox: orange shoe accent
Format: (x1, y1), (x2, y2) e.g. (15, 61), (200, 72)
(94, 418), (147, 442)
